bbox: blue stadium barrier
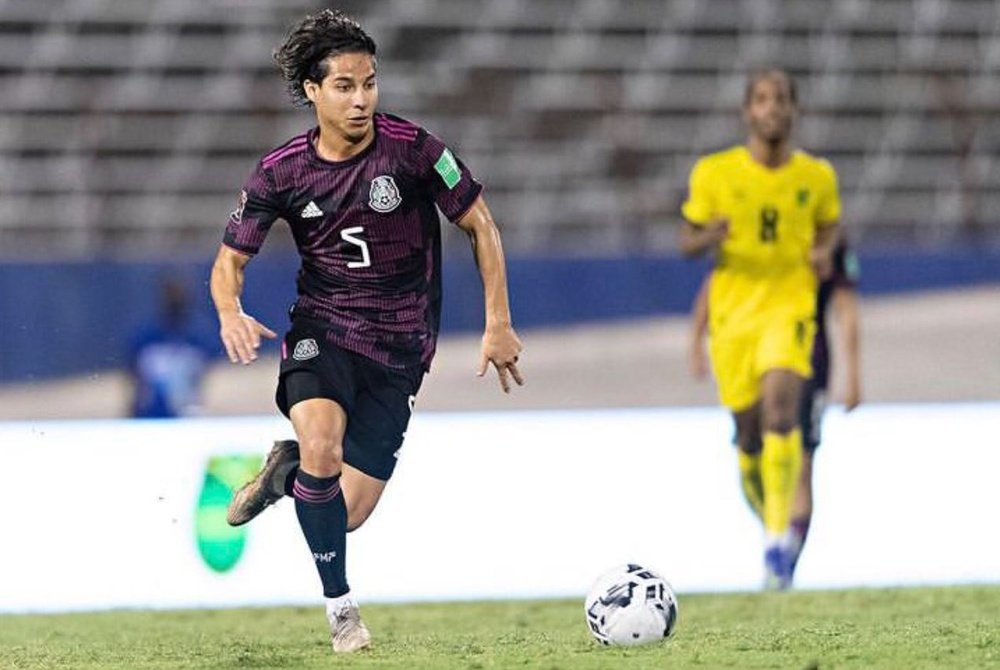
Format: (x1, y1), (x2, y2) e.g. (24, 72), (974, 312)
(1, 247), (998, 381)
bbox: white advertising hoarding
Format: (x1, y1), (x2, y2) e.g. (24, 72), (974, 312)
(1, 404), (998, 613)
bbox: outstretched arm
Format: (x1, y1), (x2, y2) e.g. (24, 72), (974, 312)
(830, 285), (861, 411)
(209, 244), (276, 365)
(455, 196), (524, 393)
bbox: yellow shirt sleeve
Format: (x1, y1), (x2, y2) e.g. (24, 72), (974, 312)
(681, 158), (715, 225)
(816, 160), (841, 224)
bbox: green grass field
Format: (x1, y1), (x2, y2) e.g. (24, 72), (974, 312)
(2, 586), (998, 669)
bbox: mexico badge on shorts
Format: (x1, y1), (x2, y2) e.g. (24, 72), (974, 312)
(292, 338), (319, 361)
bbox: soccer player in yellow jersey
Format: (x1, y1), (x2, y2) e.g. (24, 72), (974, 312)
(679, 69), (841, 589)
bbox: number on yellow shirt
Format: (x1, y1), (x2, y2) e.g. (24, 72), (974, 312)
(759, 206), (779, 243)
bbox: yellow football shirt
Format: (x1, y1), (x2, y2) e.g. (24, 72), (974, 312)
(681, 145), (840, 336)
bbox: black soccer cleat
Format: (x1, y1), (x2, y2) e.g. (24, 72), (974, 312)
(226, 440), (300, 526)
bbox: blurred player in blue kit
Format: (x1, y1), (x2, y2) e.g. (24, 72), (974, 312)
(129, 278), (212, 418)
(209, 10), (523, 653)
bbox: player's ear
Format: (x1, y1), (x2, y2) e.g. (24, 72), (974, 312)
(303, 79), (320, 104)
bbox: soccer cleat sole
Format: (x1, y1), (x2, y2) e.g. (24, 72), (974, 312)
(332, 634), (372, 653)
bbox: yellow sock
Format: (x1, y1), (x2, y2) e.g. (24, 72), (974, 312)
(761, 429), (804, 536)
(737, 450), (764, 519)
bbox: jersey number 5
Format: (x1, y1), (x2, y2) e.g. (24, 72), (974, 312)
(340, 226), (371, 268)
(759, 206), (779, 243)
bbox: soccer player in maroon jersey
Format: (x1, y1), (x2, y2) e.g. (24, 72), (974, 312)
(208, 10), (523, 652)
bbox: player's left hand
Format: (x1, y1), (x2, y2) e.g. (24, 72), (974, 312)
(477, 325), (524, 393)
(809, 247), (834, 280)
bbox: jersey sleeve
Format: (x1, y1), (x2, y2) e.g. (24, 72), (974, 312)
(222, 162), (282, 256)
(680, 158), (715, 225)
(815, 160), (842, 225)
(414, 130), (483, 223)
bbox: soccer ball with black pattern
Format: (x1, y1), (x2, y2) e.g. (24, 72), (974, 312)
(584, 563), (678, 646)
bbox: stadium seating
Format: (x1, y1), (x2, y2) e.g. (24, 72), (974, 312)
(0, 0), (996, 255)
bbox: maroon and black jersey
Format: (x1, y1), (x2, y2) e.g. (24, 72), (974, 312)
(812, 240), (860, 388)
(223, 113), (483, 370)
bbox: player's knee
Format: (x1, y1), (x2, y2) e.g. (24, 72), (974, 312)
(761, 400), (798, 433)
(735, 431), (762, 454)
(764, 412), (797, 433)
(298, 435), (344, 474)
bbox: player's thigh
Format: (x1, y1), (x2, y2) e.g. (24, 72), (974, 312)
(342, 361), (423, 484)
(709, 332), (760, 412)
(757, 315), (815, 381)
(276, 321), (360, 475)
(289, 397), (348, 476)
(757, 316), (812, 422)
(275, 320), (358, 421)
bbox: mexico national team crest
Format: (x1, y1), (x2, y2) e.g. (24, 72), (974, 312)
(369, 175), (402, 213)
(292, 338), (319, 361)
(229, 189), (247, 224)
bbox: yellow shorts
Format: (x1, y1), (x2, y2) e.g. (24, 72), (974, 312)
(708, 315), (815, 412)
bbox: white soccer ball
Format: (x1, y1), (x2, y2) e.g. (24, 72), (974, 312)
(584, 563), (678, 646)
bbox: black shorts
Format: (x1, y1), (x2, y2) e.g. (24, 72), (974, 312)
(275, 320), (424, 481)
(799, 377), (828, 452)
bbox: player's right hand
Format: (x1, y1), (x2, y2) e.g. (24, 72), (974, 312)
(809, 247), (834, 280)
(219, 310), (277, 365)
(704, 219), (729, 247)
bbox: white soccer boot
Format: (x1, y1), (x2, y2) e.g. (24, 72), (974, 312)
(328, 603), (372, 653)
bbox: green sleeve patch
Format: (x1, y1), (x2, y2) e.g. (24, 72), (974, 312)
(434, 148), (462, 189)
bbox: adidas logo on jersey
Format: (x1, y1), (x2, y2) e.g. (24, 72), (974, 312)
(301, 201), (324, 218)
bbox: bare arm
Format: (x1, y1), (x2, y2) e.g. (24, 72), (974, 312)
(830, 285), (861, 411)
(455, 196), (524, 393)
(810, 222), (840, 280)
(678, 220), (729, 258)
(209, 245), (276, 365)
(689, 275), (711, 379)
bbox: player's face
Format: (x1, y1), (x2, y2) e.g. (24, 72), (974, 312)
(743, 75), (795, 144)
(305, 52), (378, 143)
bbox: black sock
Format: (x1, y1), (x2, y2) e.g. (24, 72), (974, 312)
(284, 467), (298, 496)
(293, 470), (349, 598)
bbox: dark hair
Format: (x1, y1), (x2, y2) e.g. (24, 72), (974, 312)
(273, 9), (377, 107)
(743, 69), (797, 106)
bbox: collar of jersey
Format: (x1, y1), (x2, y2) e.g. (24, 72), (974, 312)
(306, 125), (377, 169)
(739, 145), (800, 176)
